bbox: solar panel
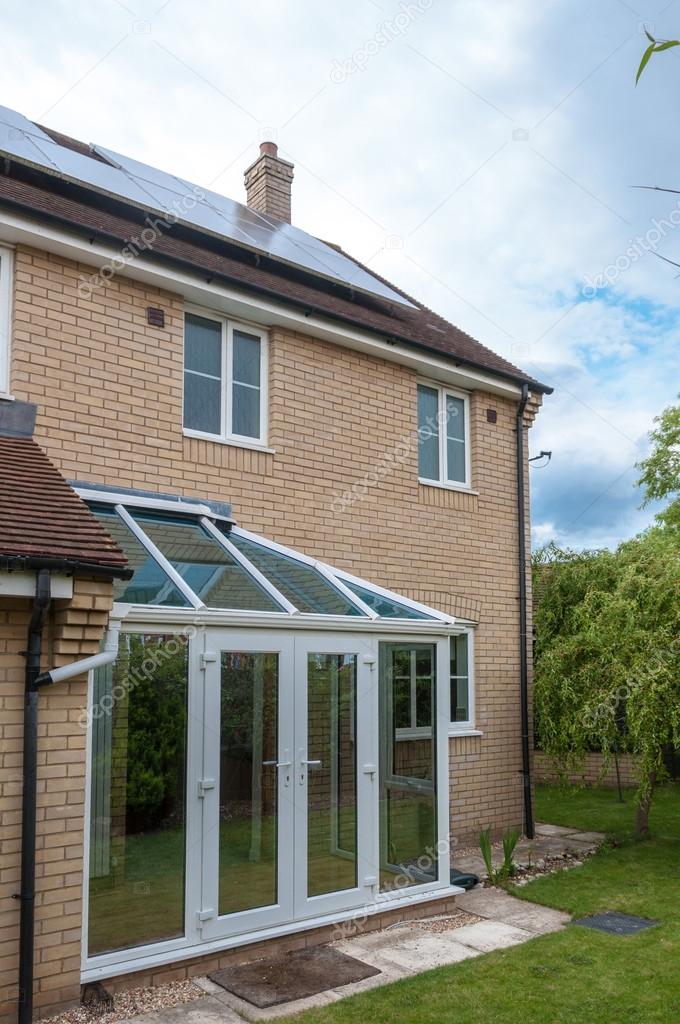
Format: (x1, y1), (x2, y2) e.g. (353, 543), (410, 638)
(0, 106), (414, 307)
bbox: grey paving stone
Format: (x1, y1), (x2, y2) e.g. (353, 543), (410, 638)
(453, 919), (534, 952)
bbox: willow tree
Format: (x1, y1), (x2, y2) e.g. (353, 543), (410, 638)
(534, 529), (680, 837)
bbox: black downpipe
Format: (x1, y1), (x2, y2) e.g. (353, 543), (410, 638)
(17, 568), (51, 1024)
(516, 384), (534, 839)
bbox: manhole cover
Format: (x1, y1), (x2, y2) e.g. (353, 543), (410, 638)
(208, 946), (380, 1007)
(572, 912), (659, 936)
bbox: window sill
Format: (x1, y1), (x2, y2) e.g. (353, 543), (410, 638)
(418, 478), (478, 496)
(183, 429), (275, 454)
(448, 728), (483, 738)
(0, 392), (15, 402)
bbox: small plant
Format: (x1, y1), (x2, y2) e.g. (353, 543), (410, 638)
(479, 826), (522, 885)
(502, 827), (521, 877)
(478, 826), (496, 881)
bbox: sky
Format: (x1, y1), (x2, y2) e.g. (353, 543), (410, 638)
(0, 0), (678, 550)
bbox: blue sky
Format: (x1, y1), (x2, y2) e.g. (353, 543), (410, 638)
(0, 0), (678, 549)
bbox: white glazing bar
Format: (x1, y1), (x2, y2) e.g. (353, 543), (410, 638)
(77, 487), (233, 522)
(114, 504), (205, 610)
(199, 517), (297, 615)
(314, 561), (377, 619)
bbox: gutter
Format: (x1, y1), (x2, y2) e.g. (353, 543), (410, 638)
(516, 384), (534, 839)
(0, 553), (133, 579)
(17, 571), (124, 1024)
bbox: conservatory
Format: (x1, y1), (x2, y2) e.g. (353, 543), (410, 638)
(79, 488), (465, 980)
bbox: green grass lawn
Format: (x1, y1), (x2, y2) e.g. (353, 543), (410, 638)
(289, 783), (680, 1024)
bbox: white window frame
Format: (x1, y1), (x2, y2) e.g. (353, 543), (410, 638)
(417, 379), (471, 490)
(448, 626), (477, 735)
(182, 305), (269, 449)
(0, 244), (14, 397)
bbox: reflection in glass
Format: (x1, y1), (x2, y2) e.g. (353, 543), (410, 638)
(88, 633), (188, 954)
(307, 654), (357, 897)
(133, 513), (282, 611)
(219, 652), (279, 916)
(90, 506), (189, 607)
(227, 532), (362, 615)
(342, 580), (437, 620)
(379, 643), (437, 892)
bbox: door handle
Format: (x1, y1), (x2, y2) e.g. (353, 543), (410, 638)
(300, 759), (322, 767)
(262, 760), (292, 768)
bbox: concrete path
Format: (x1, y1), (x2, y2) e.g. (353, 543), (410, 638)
(126, 885), (572, 1024)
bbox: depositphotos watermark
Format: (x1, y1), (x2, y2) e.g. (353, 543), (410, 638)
(77, 185), (206, 299)
(582, 201), (680, 297)
(330, 0), (433, 83)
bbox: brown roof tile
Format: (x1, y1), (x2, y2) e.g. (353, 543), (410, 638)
(0, 435), (129, 572)
(0, 169), (551, 394)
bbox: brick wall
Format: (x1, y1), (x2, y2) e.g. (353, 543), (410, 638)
(0, 577), (113, 1023)
(534, 751), (639, 789)
(4, 243), (540, 1011)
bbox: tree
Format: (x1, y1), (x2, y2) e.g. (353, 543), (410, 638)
(533, 529), (680, 837)
(637, 395), (680, 532)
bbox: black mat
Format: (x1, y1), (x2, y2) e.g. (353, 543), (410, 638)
(573, 912), (659, 936)
(209, 946), (381, 1007)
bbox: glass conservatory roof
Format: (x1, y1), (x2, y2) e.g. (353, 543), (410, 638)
(86, 497), (452, 623)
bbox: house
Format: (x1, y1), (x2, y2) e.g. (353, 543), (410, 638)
(0, 104), (551, 1022)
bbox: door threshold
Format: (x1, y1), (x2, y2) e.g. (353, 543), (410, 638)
(81, 885), (465, 983)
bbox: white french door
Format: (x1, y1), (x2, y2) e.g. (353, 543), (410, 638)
(198, 630), (377, 941)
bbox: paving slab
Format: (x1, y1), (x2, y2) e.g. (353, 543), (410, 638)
(126, 995), (243, 1024)
(456, 888), (569, 935)
(534, 823), (580, 837)
(567, 831), (607, 844)
(335, 928), (480, 973)
(453, 919), (533, 952)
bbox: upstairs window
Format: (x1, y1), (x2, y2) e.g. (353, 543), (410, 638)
(417, 382), (470, 487)
(183, 310), (267, 445)
(0, 245), (13, 396)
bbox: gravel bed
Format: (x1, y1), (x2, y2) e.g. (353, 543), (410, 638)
(42, 980), (205, 1024)
(383, 909), (482, 933)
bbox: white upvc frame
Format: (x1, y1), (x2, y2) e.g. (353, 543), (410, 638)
(0, 243), (13, 397)
(81, 623), (456, 981)
(182, 305), (269, 449)
(417, 378), (472, 490)
(448, 626), (476, 735)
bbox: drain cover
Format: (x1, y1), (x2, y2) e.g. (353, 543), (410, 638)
(573, 912), (659, 936)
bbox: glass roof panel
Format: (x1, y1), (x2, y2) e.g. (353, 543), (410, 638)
(91, 506), (189, 607)
(227, 531), (364, 616)
(131, 512), (282, 611)
(342, 580), (438, 620)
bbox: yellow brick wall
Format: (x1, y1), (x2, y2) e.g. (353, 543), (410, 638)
(4, 243), (540, 1012)
(0, 578), (113, 1022)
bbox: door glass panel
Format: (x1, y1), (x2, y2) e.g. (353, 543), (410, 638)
(88, 633), (188, 954)
(306, 654), (357, 897)
(218, 652), (279, 916)
(379, 643), (438, 892)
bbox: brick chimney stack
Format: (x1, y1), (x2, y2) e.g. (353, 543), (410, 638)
(244, 142), (294, 223)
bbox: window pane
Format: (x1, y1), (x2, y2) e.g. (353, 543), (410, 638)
(233, 330), (261, 386)
(417, 385), (440, 480)
(89, 506), (189, 607)
(451, 635), (470, 723)
(184, 372), (221, 434)
(380, 644), (437, 892)
(446, 437), (466, 483)
(88, 633), (188, 954)
(445, 394), (465, 441)
(227, 531), (363, 615)
(232, 381), (260, 438)
(184, 313), (222, 376)
(219, 652), (279, 916)
(343, 580), (437, 620)
(132, 513), (282, 611)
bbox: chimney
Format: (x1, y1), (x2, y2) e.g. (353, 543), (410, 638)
(244, 142), (294, 223)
